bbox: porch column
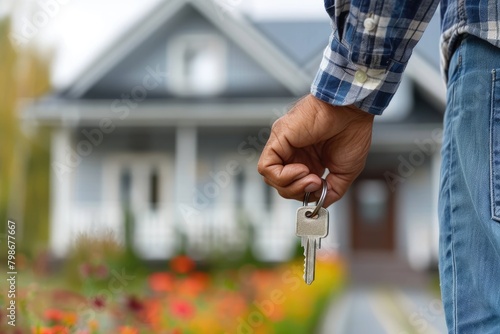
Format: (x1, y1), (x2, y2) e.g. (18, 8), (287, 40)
(243, 162), (266, 224)
(174, 126), (198, 232)
(49, 128), (74, 257)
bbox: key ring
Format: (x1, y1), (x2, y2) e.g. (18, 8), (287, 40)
(303, 179), (327, 217)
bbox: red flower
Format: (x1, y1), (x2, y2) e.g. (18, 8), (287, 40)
(91, 295), (106, 309)
(170, 299), (195, 319)
(170, 256), (195, 274)
(94, 264), (109, 279)
(51, 326), (69, 334)
(148, 272), (174, 292)
(125, 295), (144, 313)
(79, 262), (108, 280)
(79, 263), (92, 279)
(44, 309), (64, 323)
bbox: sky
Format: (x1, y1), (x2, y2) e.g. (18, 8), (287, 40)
(5, 0), (327, 89)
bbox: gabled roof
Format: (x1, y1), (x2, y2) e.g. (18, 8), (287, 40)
(252, 20), (331, 67)
(63, 0), (312, 99)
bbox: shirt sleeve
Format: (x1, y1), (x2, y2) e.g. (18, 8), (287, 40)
(311, 0), (440, 115)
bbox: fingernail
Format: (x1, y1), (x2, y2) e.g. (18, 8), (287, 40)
(305, 184), (319, 193)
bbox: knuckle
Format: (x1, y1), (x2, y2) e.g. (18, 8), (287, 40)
(270, 118), (283, 132)
(257, 162), (266, 176)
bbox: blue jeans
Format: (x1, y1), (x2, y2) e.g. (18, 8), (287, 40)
(439, 35), (500, 333)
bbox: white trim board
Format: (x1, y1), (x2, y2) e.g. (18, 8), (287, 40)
(23, 99), (293, 127)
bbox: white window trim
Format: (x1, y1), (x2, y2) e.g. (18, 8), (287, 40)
(167, 33), (227, 97)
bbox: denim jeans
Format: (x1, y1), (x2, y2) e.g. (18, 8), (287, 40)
(439, 35), (500, 333)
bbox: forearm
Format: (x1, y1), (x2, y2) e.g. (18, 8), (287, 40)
(312, 0), (440, 115)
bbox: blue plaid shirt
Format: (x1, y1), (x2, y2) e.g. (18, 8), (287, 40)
(312, 0), (500, 115)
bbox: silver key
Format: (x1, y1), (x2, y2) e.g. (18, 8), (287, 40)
(296, 206), (329, 284)
(296, 179), (329, 285)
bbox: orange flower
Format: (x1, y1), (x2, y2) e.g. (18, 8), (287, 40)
(119, 326), (139, 334)
(170, 299), (196, 319)
(33, 326), (69, 334)
(250, 270), (275, 288)
(268, 304), (285, 322)
(62, 312), (78, 326)
(148, 272), (175, 292)
(143, 299), (162, 327)
(177, 273), (209, 297)
(216, 292), (247, 318)
(191, 271), (210, 287)
(170, 255), (195, 274)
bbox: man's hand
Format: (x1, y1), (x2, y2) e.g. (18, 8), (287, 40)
(257, 94), (374, 207)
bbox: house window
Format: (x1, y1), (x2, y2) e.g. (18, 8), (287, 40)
(356, 180), (389, 225)
(168, 34), (227, 96)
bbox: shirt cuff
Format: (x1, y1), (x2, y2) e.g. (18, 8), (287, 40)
(311, 36), (407, 116)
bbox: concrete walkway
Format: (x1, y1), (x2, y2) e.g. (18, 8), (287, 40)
(318, 285), (447, 334)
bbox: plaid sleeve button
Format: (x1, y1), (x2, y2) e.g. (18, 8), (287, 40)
(354, 70), (368, 83)
(363, 18), (376, 32)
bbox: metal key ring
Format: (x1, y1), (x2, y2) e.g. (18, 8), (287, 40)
(303, 179), (327, 217)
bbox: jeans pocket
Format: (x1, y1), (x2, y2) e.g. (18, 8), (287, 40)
(491, 69), (500, 222)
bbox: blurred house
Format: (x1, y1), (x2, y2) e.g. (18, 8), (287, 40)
(24, 0), (444, 271)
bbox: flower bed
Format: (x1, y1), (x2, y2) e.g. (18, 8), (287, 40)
(0, 246), (344, 333)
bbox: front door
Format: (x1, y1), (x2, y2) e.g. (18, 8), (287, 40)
(350, 177), (395, 252)
(103, 153), (174, 259)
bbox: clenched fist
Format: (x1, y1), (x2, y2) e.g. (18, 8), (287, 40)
(257, 94), (374, 207)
